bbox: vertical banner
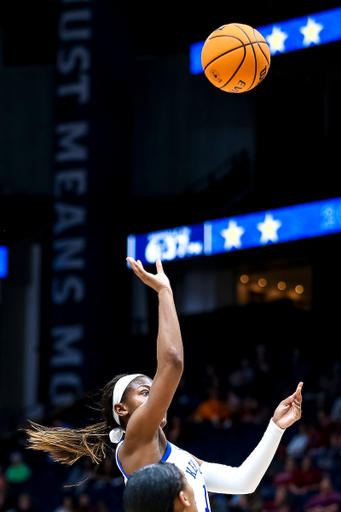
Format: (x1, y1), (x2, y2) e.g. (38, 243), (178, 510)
(47, 0), (133, 407)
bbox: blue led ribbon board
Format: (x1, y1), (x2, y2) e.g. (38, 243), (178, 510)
(127, 224), (205, 266)
(127, 196), (341, 265)
(0, 246), (8, 278)
(190, 6), (341, 74)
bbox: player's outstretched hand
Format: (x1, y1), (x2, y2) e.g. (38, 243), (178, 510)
(127, 257), (171, 293)
(273, 382), (303, 430)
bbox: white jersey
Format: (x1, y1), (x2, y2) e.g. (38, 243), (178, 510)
(116, 440), (211, 512)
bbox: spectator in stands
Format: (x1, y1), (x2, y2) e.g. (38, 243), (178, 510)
(192, 387), (230, 426)
(273, 456), (300, 489)
(229, 494), (253, 512)
(281, 455), (323, 512)
(286, 424), (311, 458)
(75, 493), (98, 512)
(292, 456), (322, 495)
(92, 456), (116, 486)
(262, 486), (291, 512)
(316, 426), (341, 469)
(224, 390), (242, 427)
(315, 375), (335, 413)
(239, 396), (268, 425)
(304, 477), (341, 512)
(5, 453), (31, 485)
(65, 456), (94, 494)
(53, 496), (76, 512)
(6, 493), (36, 512)
(228, 358), (255, 398)
(4, 452), (32, 502)
(307, 410), (333, 456)
(229, 489), (264, 512)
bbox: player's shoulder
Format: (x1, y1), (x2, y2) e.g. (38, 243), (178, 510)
(167, 442), (199, 465)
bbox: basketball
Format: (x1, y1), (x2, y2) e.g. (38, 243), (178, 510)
(201, 23), (271, 93)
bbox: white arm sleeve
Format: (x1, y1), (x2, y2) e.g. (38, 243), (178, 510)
(201, 419), (285, 495)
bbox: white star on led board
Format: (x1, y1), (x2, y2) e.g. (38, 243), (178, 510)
(266, 26), (289, 54)
(300, 18), (324, 47)
(221, 220), (245, 250)
(257, 214), (282, 244)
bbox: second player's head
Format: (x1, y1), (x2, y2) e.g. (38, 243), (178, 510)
(123, 461), (198, 512)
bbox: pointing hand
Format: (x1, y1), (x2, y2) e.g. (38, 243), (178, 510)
(273, 382), (303, 429)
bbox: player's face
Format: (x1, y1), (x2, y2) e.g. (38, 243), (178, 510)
(125, 376), (168, 428)
(126, 376), (152, 407)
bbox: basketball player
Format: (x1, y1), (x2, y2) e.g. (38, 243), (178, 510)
(27, 258), (303, 512)
(123, 462), (198, 512)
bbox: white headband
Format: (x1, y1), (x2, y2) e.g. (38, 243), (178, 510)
(109, 374), (143, 444)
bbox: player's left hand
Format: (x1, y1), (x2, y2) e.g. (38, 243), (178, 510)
(273, 382), (303, 429)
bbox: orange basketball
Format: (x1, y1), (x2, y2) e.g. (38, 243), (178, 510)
(201, 23), (271, 93)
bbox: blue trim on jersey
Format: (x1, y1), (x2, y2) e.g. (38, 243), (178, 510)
(116, 441), (172, 480)
(115, 440), (130, 480)
(160, 441), (172, 461)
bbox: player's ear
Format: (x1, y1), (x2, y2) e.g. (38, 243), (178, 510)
(177, 490), (192, 508)
(114, 402), (129, 419)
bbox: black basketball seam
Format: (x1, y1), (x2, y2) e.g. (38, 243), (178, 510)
(231, 24), (258, 90)
(207, 34), (248, 42)
(203, 34), (245, 71)
(204, 47), (243, 72)
(251, 29), (270, 92)
(203, 41), (268, 72)
(253, 28), (270, 66)
(219, 45), (247, 90)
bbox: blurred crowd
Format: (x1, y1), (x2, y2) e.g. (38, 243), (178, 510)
(1, 343), (341, 512)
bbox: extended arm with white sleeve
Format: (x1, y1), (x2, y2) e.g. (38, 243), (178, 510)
(201, 419), (285, 495)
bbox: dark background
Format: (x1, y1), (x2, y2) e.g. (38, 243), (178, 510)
(1, 2), (341, 512)
(0, 0), (340, 434)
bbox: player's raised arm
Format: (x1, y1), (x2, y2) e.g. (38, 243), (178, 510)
(25, 259), (184, 469)
(123, 258), (184, 444)
(194, 383), (303, 495)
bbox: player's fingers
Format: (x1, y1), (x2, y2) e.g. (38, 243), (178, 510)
(294, 403), (302, 416)
(127, 257), (138, 271)
(156, 259), (164, 274)
(129, 258), (140, 272)
(281, 394), (294, 406)
(296, 382), (303, 393)
(293, 383), (303, 402)
(128, 258), (147, 278)
(136, 259), (145, 271)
